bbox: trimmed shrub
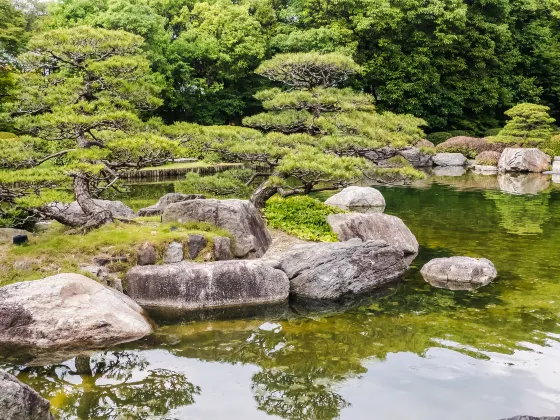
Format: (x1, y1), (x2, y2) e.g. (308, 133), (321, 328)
(475, 151), (501, 166)
(415, 139), (435, 148)
(427, 132), (452, 145)
(484, 128), (502, 137)
(264, 195), (343, 241)
(539, 134), (560, 157)
(436, 136), (505, 158)
(448, 130), (473, 137)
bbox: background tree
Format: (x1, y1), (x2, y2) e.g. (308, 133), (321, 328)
(489, 103), (556, 146)
(2, 26), (180, 230)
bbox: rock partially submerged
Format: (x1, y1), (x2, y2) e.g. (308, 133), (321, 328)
(324, 186), (386, 210)
(498, 148), (551, 173)
(0, 273), (152, 349)
(162, 199), (271, 258)
(420, 257), (497, 290)
(327, 213), (419, 256)
(0, 370), (55, 420)
(433, 152), (467, 167)
(126, 260), (289, 310)
(138, 193), (206, 217)
(271, 239), (409, 300)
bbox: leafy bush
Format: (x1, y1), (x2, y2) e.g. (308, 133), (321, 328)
(415, 139), (435, 148)
(427, 132), (452, 145)
(448, 130), (473, 137)
(436, 136), (505, 158)
(475, 151), (501, 166)
(539, 134), (560, 157)
(484, 128), (502, 137)
(264, 195), (343, 241)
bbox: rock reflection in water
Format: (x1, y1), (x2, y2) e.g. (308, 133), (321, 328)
(498, 173), (551, 195)
(433, 166), (466, 177)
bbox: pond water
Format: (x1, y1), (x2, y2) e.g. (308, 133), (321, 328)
(2, 172), (560, 420)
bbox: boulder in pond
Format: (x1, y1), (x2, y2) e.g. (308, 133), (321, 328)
(0, 228), (31, 245)
(433, 152), (467, 167)
(162, 199), (271, 258)
(271, 239), (409, 300)
(498, 148), (551, 173)
(0, 273), (152, 349)
(326, 213), (419, 256)
(138, 193), (206, 217)
(420, 256), (497, 290)
(324, 186), (386, 210)
(0, 370), (55, 420)
(126, 260), (289, 310)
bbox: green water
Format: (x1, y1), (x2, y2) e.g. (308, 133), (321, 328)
(3, 173), (560, 420)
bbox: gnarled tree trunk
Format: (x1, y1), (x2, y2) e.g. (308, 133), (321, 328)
(73, 174), (113, 231)
(250, 180), (278, 209)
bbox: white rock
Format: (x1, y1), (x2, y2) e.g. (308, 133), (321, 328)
(498, 148), (551, 173)
(433, 153), (467, 167)
(324, 186), (386, 210)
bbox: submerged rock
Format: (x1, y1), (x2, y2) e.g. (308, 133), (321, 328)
(0, 228), (31, 245)
(138, 193), (205, 217)
(272, 239), (409, 300)
(162, 199), (271, 258)
(433, 152), (467, 167)
(420, 256), (497, 290)
(0, 273), (152, 349)
(0, 370), (55, 420)
(498, 148), (551, 173)
(326, 213), (419, 256)
(324, 186), (386, 210)
(126, 260), (289, 311)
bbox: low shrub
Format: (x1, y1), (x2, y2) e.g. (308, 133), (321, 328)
(539, 134), (560, 157)
(264, 195), (343, 241)
(448, 130), (473, 137)
(415, 139), (435, 148)
(484, 128), (502, 137)
(427, 132), (452, 145)
(436, 136), (505, 158)
(0, 132), (18, 139)
(475, 151), (501, 166)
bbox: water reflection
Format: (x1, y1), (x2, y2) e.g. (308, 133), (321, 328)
(497, 173), (551, 195)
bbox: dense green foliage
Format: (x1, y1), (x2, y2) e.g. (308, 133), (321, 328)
(489, 103), (556, 146)
(264, 195), (342, 241)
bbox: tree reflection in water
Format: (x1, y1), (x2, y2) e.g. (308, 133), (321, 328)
(6, 351), (200, 419)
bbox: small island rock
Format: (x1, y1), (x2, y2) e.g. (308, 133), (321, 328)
(420, 256), (497, 290)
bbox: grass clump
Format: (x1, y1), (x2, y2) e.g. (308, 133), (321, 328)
(0, 220), (230, 287)
(264, 195), (343, 242)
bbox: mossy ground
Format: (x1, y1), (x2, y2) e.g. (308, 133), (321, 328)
(0, 218), (230, 287)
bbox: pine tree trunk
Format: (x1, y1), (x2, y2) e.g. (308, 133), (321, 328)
(73, 175), (113, 231)
(250, 180), (278, 209)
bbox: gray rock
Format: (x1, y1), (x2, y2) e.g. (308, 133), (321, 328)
(80, 265), (109, 281)
(138, 193), (206, 217)
(0, 370), (55, 420)
(126, 260), (289, 310)
(474, 164), (498, 173)
(164, 241), (184, 264)
(0, 228), (31, 245)
(324, 186), (386, 210)
(420, 256), (497, 290)
(362, 147), (397, 164)
(61, 199), (135, 219)
(272, 239), (409, 300)
(162, 199), (271, 258)
(398, 146), (433, 167)
(433, 166), (466, 177)
(498, 173), (550, 195)
(0, 273), (152, 349)
(433, 152), (467, 167)
(214, 236), (233, 261)
(327, 213), (419, 255)
(187, 234), (207, 259)
(498, 148), (551, 173)
(137, 242), (157, 266)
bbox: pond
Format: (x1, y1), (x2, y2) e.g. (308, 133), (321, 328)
(2, 171), (560, 420)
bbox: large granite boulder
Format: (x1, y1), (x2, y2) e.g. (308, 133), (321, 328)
(433, 152), (467, 167)
(498, 148), (551, 173)
(271, 239), (409, 300)
(138, 193), (205, 217)
(0, 228), (31, 245)
(324, 186), (386, 210)
(0, 273), (152, 349)
(0, 370), (55, 420)
(60, 200), (135, 219)
(162, 199), (271, 258)
(420, 257), (497, 290)
(398, 147), (433, 167)
(326, 213), (419, 255)
(126, 260), (289, 310)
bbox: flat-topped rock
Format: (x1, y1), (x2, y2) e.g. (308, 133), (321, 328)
(327, 213), (418, 255)
(498, 148), (551, 173)
(433, 153), (467, 167)
(0, 370), (55, 420)
(138, 193), (206, 216)
(162, 199), (271, 258)
(126, 260), (289, 310)
(0, 273), (152, 349)
(324, 186), (385, 210)
(271, 239), (409, 300)
(420, 256), (497, 290)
